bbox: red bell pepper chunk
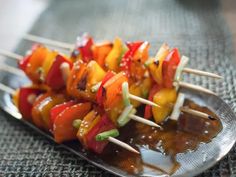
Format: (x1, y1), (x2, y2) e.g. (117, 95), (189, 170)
(144, 84), (161, 119)
(18, 87), (43, 121)
(50, 100), (76, 129)
(85, 114), (116, 154)
(45, 54), (72, 90)
(18, 55), (30, 71)
(76, 33), (94, 62)
(126, 41), (143, 50)
(162, 48), (181, 88)
(120, 41), (143, 77)
(96, 71), (115, 106)
(53, 102), (91, 143)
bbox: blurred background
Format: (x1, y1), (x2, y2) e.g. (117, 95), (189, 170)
(0, 0), (236, 54)
(0, 0), (236, 176)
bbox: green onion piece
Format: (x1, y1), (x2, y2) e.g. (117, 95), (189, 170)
(95, 129), (119, 141)
(72, 119), (82, 129)
(122, 82), (130, 106)
(91, 82), (102, 93)
(117, 105), (133, 127)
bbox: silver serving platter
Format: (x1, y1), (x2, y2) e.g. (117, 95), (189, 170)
(0, 73), (236, 177)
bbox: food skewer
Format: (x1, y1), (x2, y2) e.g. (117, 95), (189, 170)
(0, 52), (161, 129)
(0, 50), (159, 106)
(0, 38), (220, 125)
(0, 65), (213, 128)
(0, 41), (218, 126)
(23, 33), (222, 79)
(143, 50), (217, 122)
(0, 61), (214, 126)
(0, 46), (218, 153)
(0, 82), (140, 154)
(0, 50), (217, 96)
(20, 35), (220, 97)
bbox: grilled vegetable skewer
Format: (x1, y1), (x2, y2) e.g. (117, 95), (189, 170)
(23, 33), (222, 79)
(0, 49), (162, 128)
(0, 36), (221, 127)
(0, 48), (158, 106)
(0, 83), (139, 154)
(0, 51), (218, 126)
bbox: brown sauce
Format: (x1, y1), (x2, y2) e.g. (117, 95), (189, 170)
(100, 99), (222, 175)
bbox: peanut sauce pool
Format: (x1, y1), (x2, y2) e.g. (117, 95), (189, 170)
(99, 99), (222, 175)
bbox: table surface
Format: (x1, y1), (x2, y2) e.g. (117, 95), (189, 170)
(0, 0), (236, 176)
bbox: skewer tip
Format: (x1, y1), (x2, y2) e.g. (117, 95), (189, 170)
(129, 114), (162, 129)
(108, 137), (140, 154)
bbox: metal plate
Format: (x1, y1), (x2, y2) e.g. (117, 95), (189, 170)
(1, 1), (236, 176)
(0, 73), (235, 177)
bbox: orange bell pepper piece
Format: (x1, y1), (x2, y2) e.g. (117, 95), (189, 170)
(24, 45), (50, 83)
(53, 102), (91, 143)
(92, 41), (112, 68)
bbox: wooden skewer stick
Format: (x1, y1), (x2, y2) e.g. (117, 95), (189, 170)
(0, 49), (22, 60)
(129, 93), (159, 107)
(180, 107), (216, 120)
(0, 83), (15, 94)
(108, 137), (140, 154)
(23, 34), (74, 50)
(129, 114), (161, 128)
(0, 64), (25, 76)
(183, 67), (222, 79)
(175, 81), (216, 96)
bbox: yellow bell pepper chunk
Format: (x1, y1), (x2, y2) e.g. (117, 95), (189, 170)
(129, 77), (152, 108)
(42, 50), (58, 79)
(39, 94), (66, 129)
(152, 88), (177, 123)
(149, 43), (170, 85)
(105, 37), (123, 72)
(87, 60), (106, 86)
(77, 110), (100, 146)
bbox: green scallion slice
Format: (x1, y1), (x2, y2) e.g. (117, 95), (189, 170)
(122, 82), (130, 106)
(95, 129), (119, 141)
(117, 105), (133, 127)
